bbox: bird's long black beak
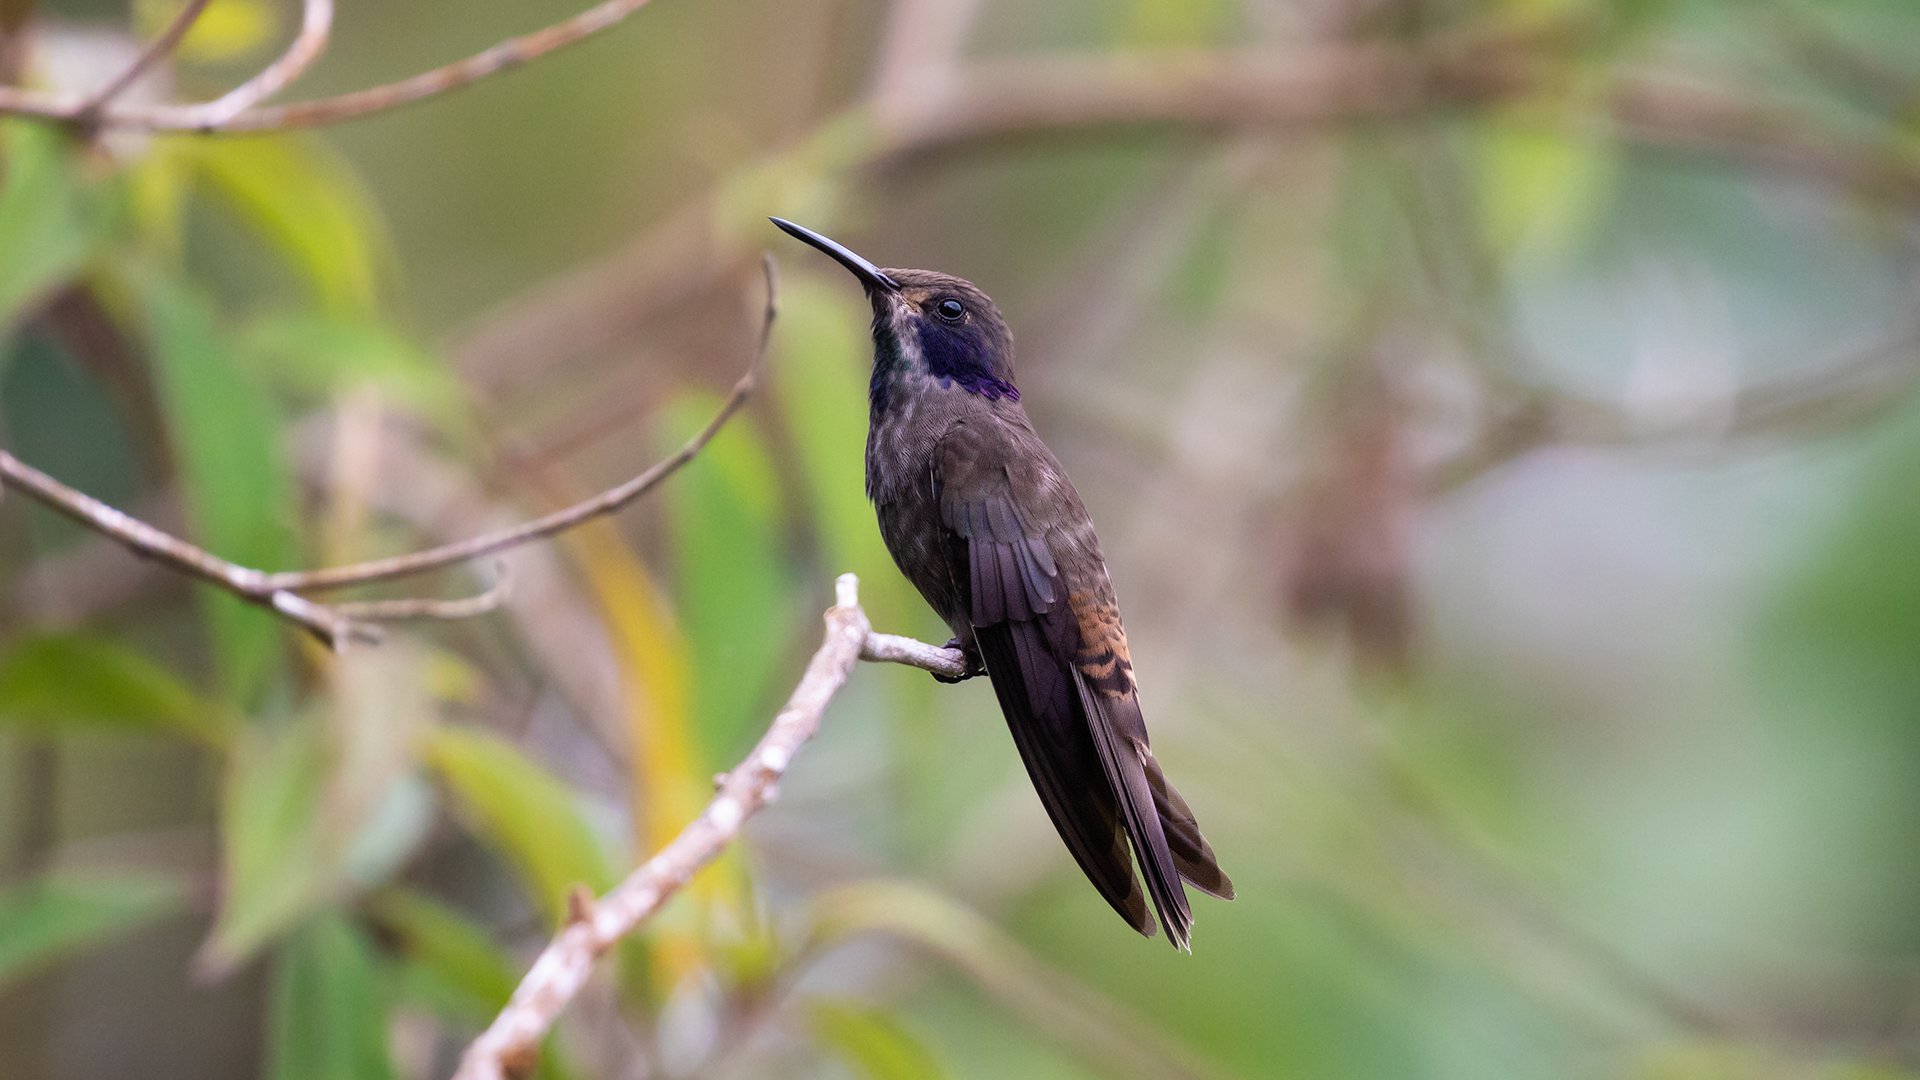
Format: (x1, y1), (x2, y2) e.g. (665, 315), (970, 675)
(770, 218), (898, 292)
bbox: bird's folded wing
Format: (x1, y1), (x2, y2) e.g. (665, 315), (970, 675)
(936, 425), (1152, 933)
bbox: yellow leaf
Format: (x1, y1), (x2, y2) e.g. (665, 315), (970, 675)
(1476, 95), (1616, 264)
(126, 140), (192, 266)
(172, 135), (388, 317)
(425, 725), (616, 926)
(562, 519), (748, 996)
(136, 0), (277, 62)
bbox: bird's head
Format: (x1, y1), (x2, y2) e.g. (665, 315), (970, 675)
(772, 218), (1018, 403)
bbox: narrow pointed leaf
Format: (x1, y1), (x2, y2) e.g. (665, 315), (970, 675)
(177, 135), (387, 317)
(370, 888), (519, 1020)
(425, 726), (616, 924)
(660, 394), (800, 767)
(0, 120), (97, 336)
(199, 719), (331, 975)
(807, 997), (951, 1080)
(806, 881), (1226, 1080)
(772, 274), (918, 632)
(561, 520), (726, 995)
(0, 871), (190, 988)
(267, 913), (395, 1080)
(134, 272), (297, 705)
(0, 634), (236, 747)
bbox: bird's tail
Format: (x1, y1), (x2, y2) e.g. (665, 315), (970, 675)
(1076, 678), (1233, 950)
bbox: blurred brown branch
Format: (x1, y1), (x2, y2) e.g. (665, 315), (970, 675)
(454, 574), (967, 1080)
(0, 0), (1906, 227)
(1429, 323), (1920, 492)
(71, 0), (211, 121)
(0, 258), (777, 648)
(0, 0), (654, 132)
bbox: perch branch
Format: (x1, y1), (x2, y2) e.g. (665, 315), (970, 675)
(0, 258), (775, 646)
(862, 630), (970, 680)
(453, 574), (968, 1080)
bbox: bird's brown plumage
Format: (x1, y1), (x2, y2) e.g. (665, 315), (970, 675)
(770, 221), (1233, 947)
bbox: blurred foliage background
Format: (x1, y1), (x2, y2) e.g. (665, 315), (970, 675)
(5, 0), (1920, 1078)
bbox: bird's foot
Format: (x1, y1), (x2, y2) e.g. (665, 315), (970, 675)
(932, 638), (986, 683)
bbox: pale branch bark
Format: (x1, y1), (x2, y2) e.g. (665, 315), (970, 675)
(162, 0), (334, 128)
(0, 447), (370, 645)
(0, 258), (776, 647)
(453, 574), (967, 1080)
(0, 2), (1906, 222)
(862, 630), (970, 680)
(0, 0), (656, 132)
(71, 0), (212, 121)
(331, 560), (511, 622)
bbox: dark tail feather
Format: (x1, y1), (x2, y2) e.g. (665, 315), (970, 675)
(1074, 677), (1194, 949)
(975, 622), (1155, 937)
(1140, 751), (1234, 900)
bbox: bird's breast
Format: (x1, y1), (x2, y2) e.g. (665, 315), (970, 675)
(865, 376), (997, 632)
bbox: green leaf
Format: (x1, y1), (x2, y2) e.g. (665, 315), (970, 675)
(807, 997), (951, 1080)
(1116, 0), (1234, 46)
(202, 646), (438, 975)
(1476, 109), (1616, 264)
(377, 891), (581, 1080)
(176, 135), (387, 317)
(268, 912), (395, 1080)
(132, 270), (298, 705)
(425, 726), (617, 924)
(326, 640), (439, 890)
(241, 314), (475, 443)
(0, 634), (236, 747)
(369, 888), (519, 1020)
(199, 718), (331, 976)
(771, 274), (918, 633)
(660, 394), (800, 768)
(136, 0), (279, 62)
(0, 871), (190, 988)
(0, 120), (98, 336)
(805, 881), (1220, 1080)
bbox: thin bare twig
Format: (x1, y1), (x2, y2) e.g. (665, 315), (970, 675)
(0, 258), (777, 646)
(453, 574), (968, 1080)
(0, 446), (369, 645)
(0, 0), (645, 131)
(160, 0), (334, 128)
(332, 560), (512, 622)
(211, 0), (656, 132)
(266, 255), (776, 592)
(72, 0), (213, 121)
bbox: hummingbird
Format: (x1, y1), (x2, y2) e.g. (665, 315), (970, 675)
(772, 218), (1233, 948)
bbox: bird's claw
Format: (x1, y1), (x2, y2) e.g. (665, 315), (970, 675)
(932, 638), (985, 683)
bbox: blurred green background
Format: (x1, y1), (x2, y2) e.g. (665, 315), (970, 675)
(6, 1), (1920, 1078)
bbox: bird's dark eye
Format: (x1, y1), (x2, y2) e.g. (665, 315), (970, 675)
(935, 298), (966, 323)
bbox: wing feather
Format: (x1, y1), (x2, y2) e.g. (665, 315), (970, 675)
(934, 424), (1229, 946)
